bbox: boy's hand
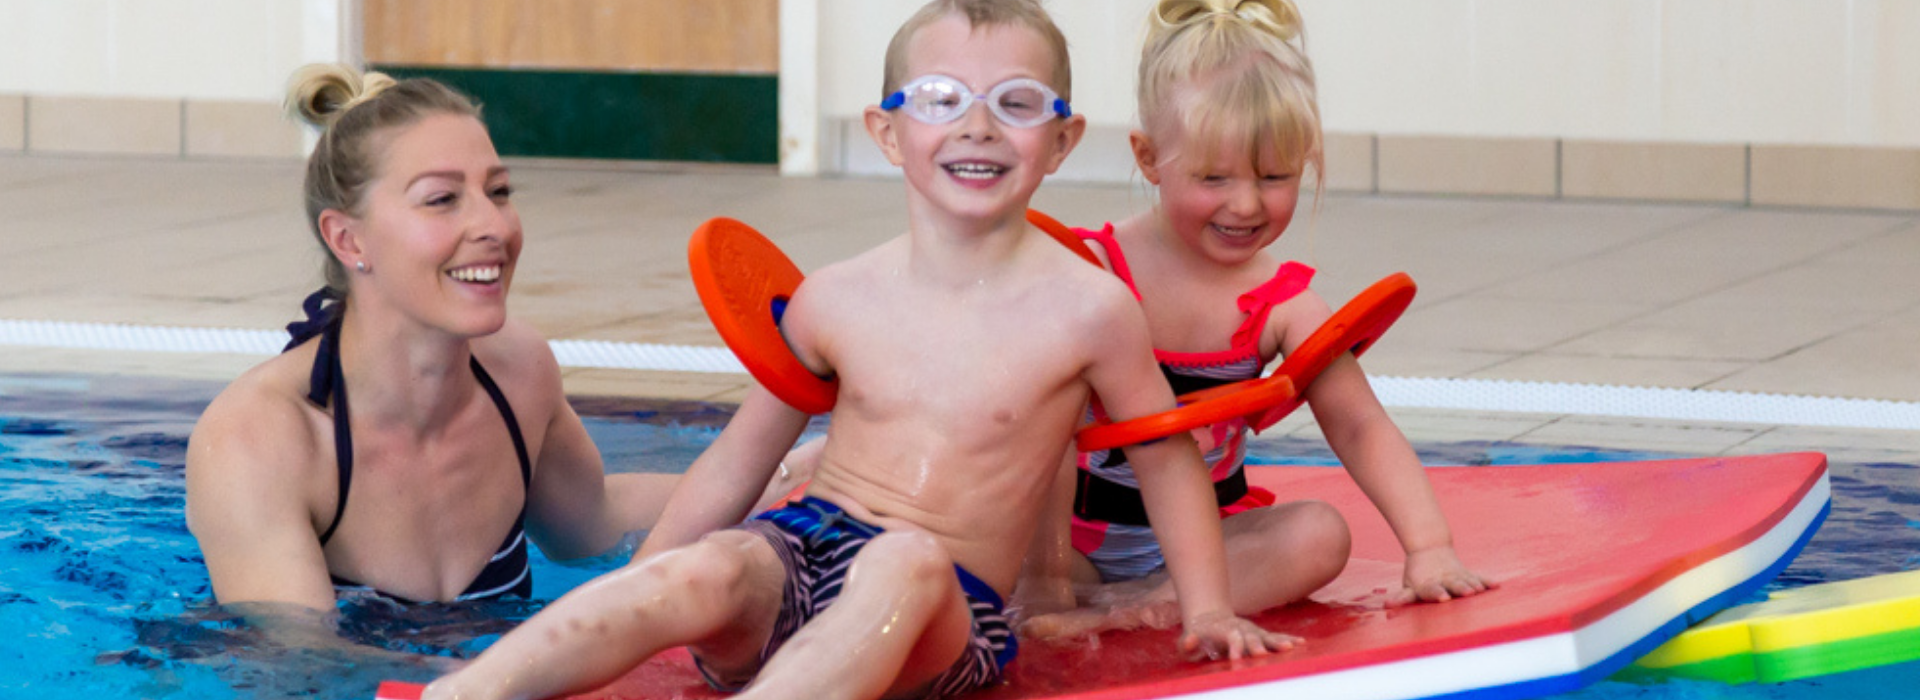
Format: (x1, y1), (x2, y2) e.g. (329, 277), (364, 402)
(1177, 610), (1300, 662)
(1388, 545), (1492, 606)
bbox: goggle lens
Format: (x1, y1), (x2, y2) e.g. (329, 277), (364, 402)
(885, 75), (1069, 128)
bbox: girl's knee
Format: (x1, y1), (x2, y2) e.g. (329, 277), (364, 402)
(1286, 500), (1351, 570)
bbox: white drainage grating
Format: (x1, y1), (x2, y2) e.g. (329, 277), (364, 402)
(2, 318), (1915, 431)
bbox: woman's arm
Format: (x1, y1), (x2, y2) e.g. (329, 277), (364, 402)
(636, 384), (811, 559)
(523, 394), (678, 561)
(186, 385), (337, 609)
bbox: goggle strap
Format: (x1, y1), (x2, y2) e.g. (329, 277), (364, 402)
(881, 91), (907, 111)
(1053, 99), (1072, 119)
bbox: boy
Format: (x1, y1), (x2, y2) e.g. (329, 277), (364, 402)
(423, 2), (1288, 699)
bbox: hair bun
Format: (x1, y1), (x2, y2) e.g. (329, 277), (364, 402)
(1153, 0), (1302, 42)
(285, 64), (398, 128)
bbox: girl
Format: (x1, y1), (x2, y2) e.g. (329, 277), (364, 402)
(1024, 0), (1490, 636)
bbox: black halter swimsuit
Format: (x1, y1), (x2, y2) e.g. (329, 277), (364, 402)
(296, 297), (534, 603)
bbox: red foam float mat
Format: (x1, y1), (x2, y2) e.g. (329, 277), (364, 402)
(377, 452), (1829, 700)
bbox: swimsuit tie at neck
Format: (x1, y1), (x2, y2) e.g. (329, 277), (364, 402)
(285, 287), (345, 352)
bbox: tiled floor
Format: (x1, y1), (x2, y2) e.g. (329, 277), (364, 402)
(2, 154), (1916, 461)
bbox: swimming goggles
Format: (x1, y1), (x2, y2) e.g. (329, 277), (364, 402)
(881, 74), (1072, 128)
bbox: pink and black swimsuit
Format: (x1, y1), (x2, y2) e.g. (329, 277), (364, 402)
(1071, 225), (1315, 582)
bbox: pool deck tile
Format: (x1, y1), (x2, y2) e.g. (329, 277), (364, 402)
(1, 153), (1916, 462)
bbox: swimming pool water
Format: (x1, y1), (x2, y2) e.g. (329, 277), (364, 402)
(2, 373), (1916, 699)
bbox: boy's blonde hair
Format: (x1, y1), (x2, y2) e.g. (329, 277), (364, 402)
(285, 64), (481, 294)
(1139, 0), (1322, 189)
(882, 0), (1073, 99)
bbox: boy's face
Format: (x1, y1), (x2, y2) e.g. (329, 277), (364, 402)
(865, 15), (1085, 227)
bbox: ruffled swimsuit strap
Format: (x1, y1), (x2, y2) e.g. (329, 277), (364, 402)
(1076, 224), (1144, 301)
(1228, 261), (1316, 350)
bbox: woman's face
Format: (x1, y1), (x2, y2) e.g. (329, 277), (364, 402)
(352, 113), (521, 338)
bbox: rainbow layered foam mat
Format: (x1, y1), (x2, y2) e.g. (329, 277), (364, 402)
(374, 452), (1828, 700)
(1626, 567), (1920, 685)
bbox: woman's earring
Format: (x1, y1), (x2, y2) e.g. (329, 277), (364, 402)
(355, 261), (369, 273)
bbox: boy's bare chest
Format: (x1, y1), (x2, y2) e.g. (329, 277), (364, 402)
(823, 298), (1082, 423)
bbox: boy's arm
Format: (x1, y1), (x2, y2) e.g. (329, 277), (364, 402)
(1013, 448), (1081, 619)
(1083, 297), (1292, 660)
(636, 383), (810, 560)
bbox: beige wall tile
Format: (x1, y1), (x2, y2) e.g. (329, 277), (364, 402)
(29, 95), (181, 156)
(1376, 135), (1557, 197)
(1319, 132), (1374, 193)
(185, 100), (301, 159)
(1750, 145), (1920, 210)
(0, 95), (23, 151)
(1561, 140), (1746, 203)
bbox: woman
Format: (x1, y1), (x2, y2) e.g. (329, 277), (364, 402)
(185, 65), (674, 612)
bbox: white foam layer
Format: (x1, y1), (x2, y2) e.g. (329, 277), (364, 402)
(2, 318), (1914, 431)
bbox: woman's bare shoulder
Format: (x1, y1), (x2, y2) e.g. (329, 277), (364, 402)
(471, 318), (567, 411)
(189, 351), (325, 482)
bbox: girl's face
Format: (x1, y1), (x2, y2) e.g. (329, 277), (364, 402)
(1139, 126), (1302, 267)
(352, 113), (521, 337)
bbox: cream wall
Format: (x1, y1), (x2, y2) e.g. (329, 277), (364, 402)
(805, 0), (1920, 145)
(1308, 0), (1920, 146)
(0, 0), (354, 157)
(0, 0), (353, 100)
(792, 0), (1920, 207)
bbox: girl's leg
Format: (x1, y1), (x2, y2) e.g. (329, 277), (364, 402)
(424, 530), (787, 700)
(737, 531), (978, 700)
(1024, 500), (1349, 637)
(1217, 499), (1350, 614)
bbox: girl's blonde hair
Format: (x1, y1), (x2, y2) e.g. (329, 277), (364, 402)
(882, 0), (1073, 99)
(285, 63), (480, 293)
(1138, 0), (1321, 191)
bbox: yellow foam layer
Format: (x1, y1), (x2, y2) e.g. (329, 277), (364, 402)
(1636, 569), (1920, 669)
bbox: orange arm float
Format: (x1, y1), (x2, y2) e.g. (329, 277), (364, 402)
(1075, 273), (1418, 451)
(1249, 272), (1417, 433)
(687, 217), (839, 414)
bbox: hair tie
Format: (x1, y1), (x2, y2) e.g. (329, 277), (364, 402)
(1154, 0), (1300, 40)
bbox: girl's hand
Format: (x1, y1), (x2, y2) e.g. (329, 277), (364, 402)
(1177, 610), (1300, 662)
(1389, 545), (1493, 606)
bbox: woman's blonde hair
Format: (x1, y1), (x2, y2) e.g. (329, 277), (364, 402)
(1138, 0), (1321, 191)
(881, 0), (1073, 100)
(285, 63), (480, 293)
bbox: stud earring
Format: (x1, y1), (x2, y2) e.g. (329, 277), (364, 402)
(355, 261), (369, 273)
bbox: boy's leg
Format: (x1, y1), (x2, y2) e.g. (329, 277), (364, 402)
(738, 530), (979, 700)
(424, 530), (788, 700)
